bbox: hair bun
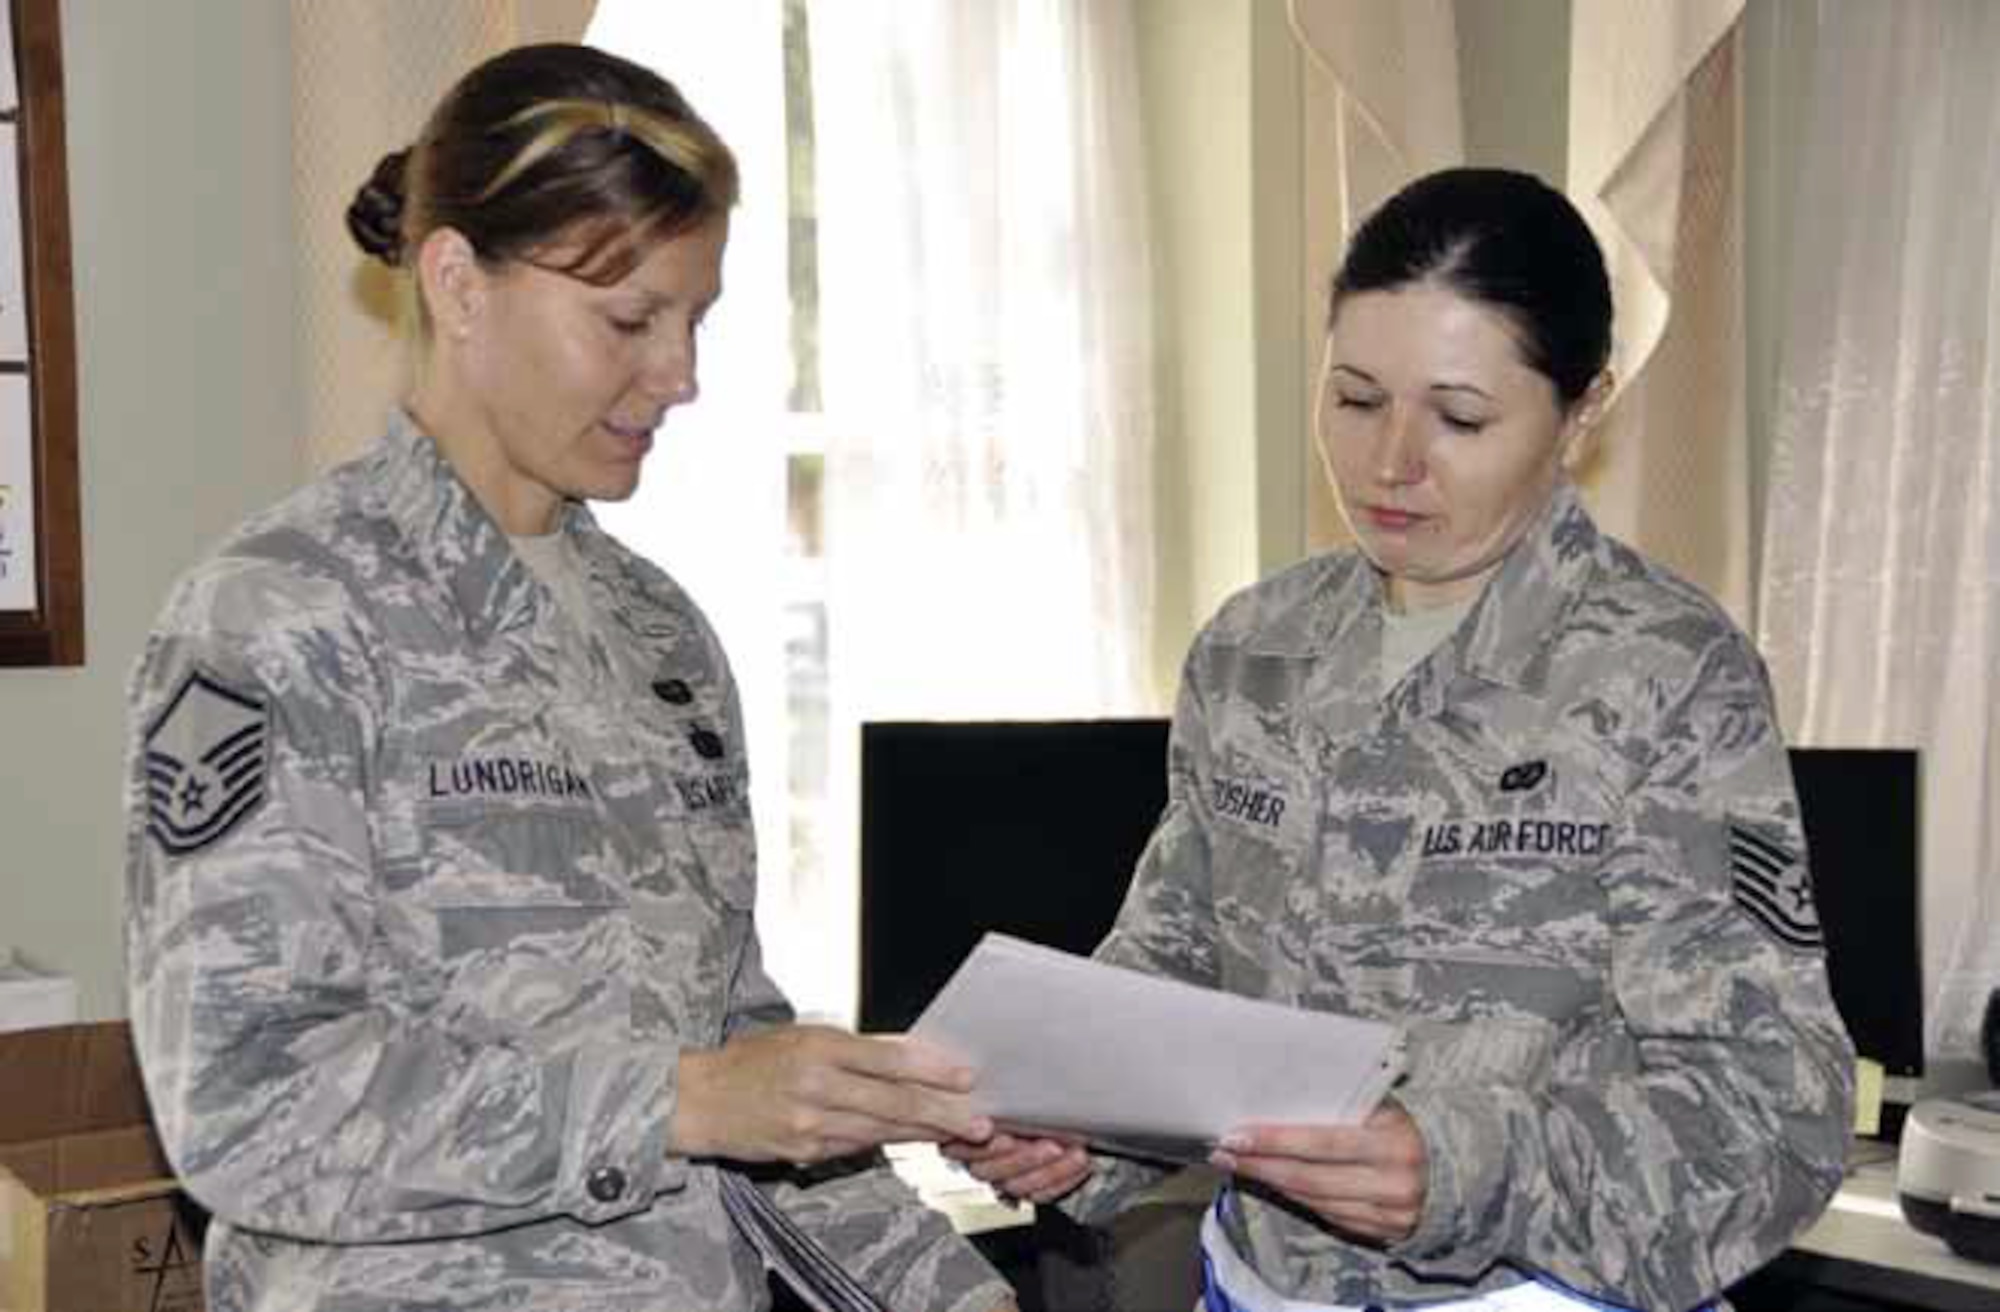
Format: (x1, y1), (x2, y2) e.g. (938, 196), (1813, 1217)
(346, 149), (411, 266)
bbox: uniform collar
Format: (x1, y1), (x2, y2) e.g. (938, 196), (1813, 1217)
(1456, 479), (1599, 692)
(1306, 480), (1599, 724)
(1307, 548), (1392, 660)
(566, 507), (694, 647)
(368, 410), (718, 699)
(372, 407), (553, 644)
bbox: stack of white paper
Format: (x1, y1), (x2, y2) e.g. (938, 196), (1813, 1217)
(911, 934), (1404, 1162)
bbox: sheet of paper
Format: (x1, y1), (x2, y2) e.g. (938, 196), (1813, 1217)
(0, 125), (23, 359)
(1852, 1056), (1884, 1138)
(911, 933), (1405, 1161)
(0, 375), (35, 613)
(0, 3), (16, 113)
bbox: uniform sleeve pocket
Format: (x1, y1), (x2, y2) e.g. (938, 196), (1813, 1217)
(683, 809), (758, 911)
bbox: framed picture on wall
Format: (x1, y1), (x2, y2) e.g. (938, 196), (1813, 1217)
(0, 0), (79, 666)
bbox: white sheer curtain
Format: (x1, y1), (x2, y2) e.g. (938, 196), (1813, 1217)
(808, 0), (1159, 1018)
(584, 0), (805, 999)
(1757, 0), (2000, 1060)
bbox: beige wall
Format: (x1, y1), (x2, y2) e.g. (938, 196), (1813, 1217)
(1250, 2), (1310, 584)
(1137, 0), (1256, 703)
(0, 2), (301, 1019)
(1136, 0), (1315, 706)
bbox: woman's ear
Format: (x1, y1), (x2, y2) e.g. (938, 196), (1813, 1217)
(1576, 368), (1614, 429)
(1560, 369), (1615, 471)
(414, 227), (485, 344)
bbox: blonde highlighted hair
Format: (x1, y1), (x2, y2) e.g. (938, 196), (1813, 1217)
(346, 43), (737, 329)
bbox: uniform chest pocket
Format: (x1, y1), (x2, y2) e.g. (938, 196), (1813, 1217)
(412, 804), (631, 1043)
(1202, 748), (1317, 981)
(1203, 745), (1312, 857)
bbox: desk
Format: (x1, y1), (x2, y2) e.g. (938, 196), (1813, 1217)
(1744, 1155), (2000, 1312)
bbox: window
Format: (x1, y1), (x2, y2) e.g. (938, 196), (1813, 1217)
(589, 0), (1160, 1022)
(588, 0), (841, 1010)
(777, 0), (831, 919)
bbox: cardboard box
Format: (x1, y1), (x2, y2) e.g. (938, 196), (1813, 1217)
(0, 1022), (205, 1312)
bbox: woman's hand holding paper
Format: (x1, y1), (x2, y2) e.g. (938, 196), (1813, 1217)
(941, 1130), (1093, 1204)
(676, 1028), (993, 1166)
(1207, 1101), (1428, 1245)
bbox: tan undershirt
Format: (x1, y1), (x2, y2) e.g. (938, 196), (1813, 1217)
(510, 531), (600, 636)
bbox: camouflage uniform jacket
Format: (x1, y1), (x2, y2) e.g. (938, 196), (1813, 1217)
(124, 411), (1009, 1312)
(1065, 483), (1854, 1312)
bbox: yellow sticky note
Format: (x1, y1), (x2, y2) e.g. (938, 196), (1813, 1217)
(1852, 1056), (1884, 1138)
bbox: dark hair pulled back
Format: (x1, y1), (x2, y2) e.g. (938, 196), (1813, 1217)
(1331, 168), (1612, 408)
(344, 43), (736, 290)
(347, 149), (412, 265)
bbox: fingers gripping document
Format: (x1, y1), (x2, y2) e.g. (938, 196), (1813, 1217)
(911, 934), (1406, 1163)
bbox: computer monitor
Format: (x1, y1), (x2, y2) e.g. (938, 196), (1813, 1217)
(857, 718), (1170, 1032)
(855, 724), (1925, 1083)
(1789, 747), (1924, 1081)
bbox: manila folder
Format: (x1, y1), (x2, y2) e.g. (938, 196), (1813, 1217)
(910, 933), (1405, 1163)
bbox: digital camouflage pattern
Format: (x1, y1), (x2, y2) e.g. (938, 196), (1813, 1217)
(124, 411), (1009, 1312)
(1064, 482), (1854, 1312)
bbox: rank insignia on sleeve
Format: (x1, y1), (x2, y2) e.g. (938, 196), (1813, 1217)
(143, 668), (269, 857)
(1728, 819), (1823, 950)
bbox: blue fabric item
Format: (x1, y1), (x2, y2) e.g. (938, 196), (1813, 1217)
(1199, 1187), (1717, 1312)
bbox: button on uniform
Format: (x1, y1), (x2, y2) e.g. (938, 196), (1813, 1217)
(652, 678), (693, 705)
(586, 1165), (628, 1204)
(690, 728), (725, 760)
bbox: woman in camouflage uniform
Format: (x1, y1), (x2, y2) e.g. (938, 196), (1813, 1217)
(124, 43), (1016, 1312)
(953, 169), (1854, 1312)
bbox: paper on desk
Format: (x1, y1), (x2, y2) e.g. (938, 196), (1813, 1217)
(1852, 1056), (1884, 1138)
(911, 933), (1405, 1163)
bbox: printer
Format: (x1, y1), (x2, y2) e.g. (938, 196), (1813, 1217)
(1899, 1089), (2000, 1264)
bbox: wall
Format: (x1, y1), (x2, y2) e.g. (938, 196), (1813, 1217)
(1135, 0), (1315, 705)
(1249, 3), (1309, 584)
(1136, 0), (1257, 703)
(0, 2), (301, 1019)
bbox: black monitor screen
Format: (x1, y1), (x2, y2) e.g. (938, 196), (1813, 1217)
(1789, 747), (1924, 1078)
(857, 719), (1170, 1032)
(856, 726), (1924, 1080)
